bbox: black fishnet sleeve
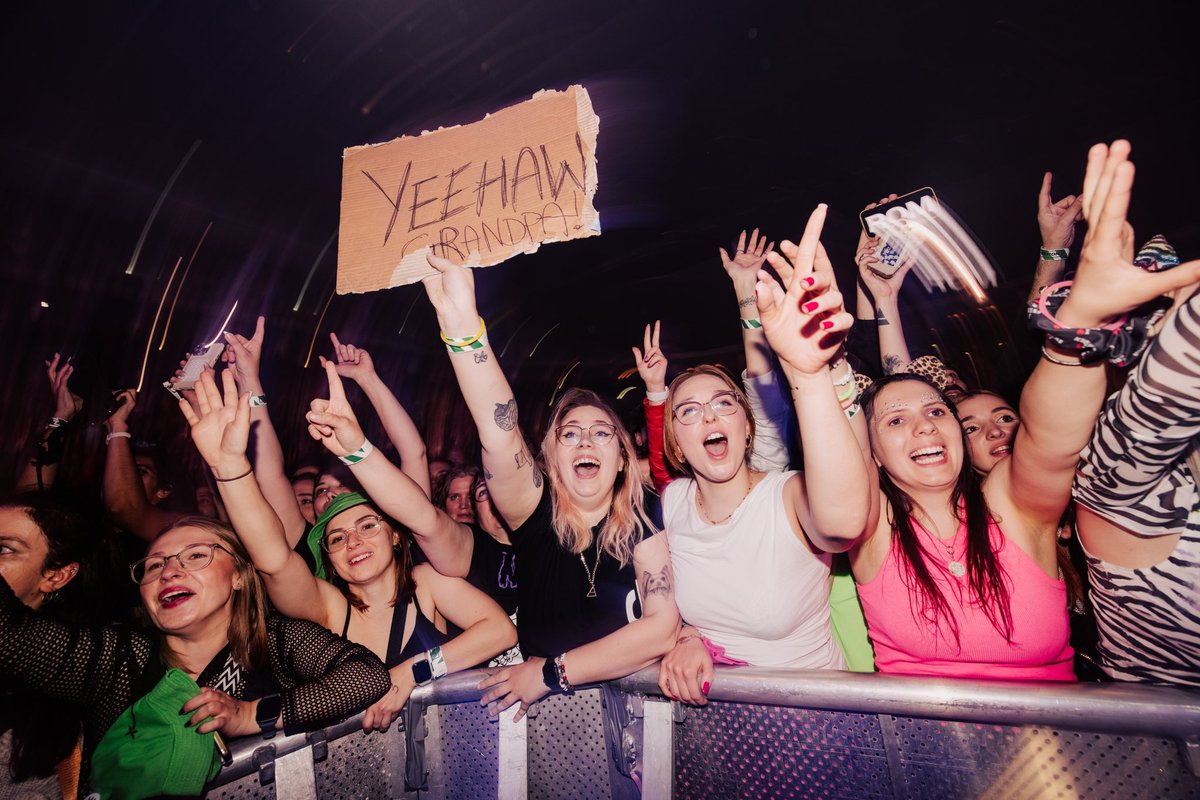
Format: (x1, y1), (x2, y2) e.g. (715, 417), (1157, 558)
(266, 614), (390, 730)
(0, 575), (153, 747)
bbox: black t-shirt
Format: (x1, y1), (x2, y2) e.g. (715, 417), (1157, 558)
(466, 526), (519, 616)
(511, 487), (663, 658)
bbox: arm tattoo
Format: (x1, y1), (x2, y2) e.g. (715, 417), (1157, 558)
(875, 307), (890, 326)
(532, 468), (543, 488)
(483, 465), (494, 480)
(737, 295), (756, 309)
(473, 351), (489, 364)
(883, 354), (904, 375)
(514, 450), (533, 470)
(640, 565), (673, 598)
(494, 399), (517, 431)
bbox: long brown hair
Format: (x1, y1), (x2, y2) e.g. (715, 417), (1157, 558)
(151, 516), (270, 670)
(539, 388), (656, 567)
(328, 515), (415, 613)
(663, 365), (756, 477)
(862, 375), (1014, 646)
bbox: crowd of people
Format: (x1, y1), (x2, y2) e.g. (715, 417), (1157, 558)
(2, 138), (1198, 798)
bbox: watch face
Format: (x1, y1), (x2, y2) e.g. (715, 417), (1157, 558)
(412, 659), (433, 685)
(256, 693), (283, 728)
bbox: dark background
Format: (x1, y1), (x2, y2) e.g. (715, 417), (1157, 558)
(2, 0), (1196, 490)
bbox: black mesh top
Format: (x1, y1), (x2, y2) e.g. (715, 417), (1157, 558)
(0, 576), (389, 791)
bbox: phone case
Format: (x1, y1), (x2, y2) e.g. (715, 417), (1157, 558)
(163, 342), (225, 396)
(859, 187), (939, 238)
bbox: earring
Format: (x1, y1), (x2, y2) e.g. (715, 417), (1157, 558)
(42, 590), (58, 602)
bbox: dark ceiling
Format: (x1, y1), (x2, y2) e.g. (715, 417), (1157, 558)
(2, 0), (1196, 476)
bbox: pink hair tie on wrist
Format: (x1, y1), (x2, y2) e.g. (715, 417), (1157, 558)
(1035, 281), (1126, 333)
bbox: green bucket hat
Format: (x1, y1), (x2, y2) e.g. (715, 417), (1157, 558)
(306, 491), (374, 580)
(90, 668), (223, 799)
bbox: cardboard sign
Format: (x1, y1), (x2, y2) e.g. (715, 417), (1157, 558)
(336, 85), (600, 294)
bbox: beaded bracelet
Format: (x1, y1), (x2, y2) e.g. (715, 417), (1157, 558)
(553, 653), (574, 694)
(338, 440), (375, 466)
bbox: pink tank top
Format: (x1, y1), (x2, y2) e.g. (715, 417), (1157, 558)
(857, 514), (1075, 681)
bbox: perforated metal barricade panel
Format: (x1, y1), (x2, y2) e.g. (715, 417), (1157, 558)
(204, 773), (276, 800)
(435, 701), (501, 799)
(311, 726), (396, 798)
(673, 701), (894, 799)
(528, 688), (613, 800)
(891, 717), (1200, 800)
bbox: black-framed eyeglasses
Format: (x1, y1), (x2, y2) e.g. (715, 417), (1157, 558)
(130, 543), (232, 585)
(555, 422), (617, 446)
(323, 515), (385, 552)
(672, 391), (741, 425)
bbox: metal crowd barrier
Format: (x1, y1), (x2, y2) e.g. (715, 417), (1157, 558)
(203, 667), (1200, 799)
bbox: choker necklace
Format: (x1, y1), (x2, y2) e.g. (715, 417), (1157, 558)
(697, 472), (759, 525)
(579, 539), (600, 598)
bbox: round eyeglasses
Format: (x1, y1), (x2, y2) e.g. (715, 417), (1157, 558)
(130, 543), (232, 585)
(672, 391), (741, 425)
(555, 422), (617, 446)
(323, 515), (385, 552)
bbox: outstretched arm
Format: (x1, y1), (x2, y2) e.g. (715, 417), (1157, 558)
(224, 317), (309, 548)
(1006, 141), (1200, 531)
(632, 321), (673, 492)
(1028, 171), (1083, 302)
(306, 363), (475, 578)
(720, 228), (776, 378)
(422, 254), (542, 529)
(320, 333), (431, 498)
(181, 369), (339, 628)
(17, 354), (84, 491)
(761, 205), (876, 552)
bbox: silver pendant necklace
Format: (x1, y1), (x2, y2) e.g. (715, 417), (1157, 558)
(919, 513), (966, 578)
(579, 540), (600, 598)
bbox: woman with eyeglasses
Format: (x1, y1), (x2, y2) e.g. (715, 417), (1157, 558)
(180, 369), (517, 732)
(0, 507), (390, 795)
(420, 253), (680, 723)
(649, 208), (876, 704)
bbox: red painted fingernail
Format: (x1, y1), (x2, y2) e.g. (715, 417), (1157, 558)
(803, 277), (816, 287)
(803, 301), (819, 313)
(701, 681), (710, 695)
(821, 320), (835, 330)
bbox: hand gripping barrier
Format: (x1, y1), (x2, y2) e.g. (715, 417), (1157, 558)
(203, 667), (1200, 799)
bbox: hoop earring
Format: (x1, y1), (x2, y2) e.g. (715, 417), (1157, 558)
(42, 590), (58, 603)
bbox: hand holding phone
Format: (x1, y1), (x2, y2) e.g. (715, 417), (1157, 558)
(164, 343), (225, 399)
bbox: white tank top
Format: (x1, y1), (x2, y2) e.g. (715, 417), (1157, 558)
(664, 470), (844, 669)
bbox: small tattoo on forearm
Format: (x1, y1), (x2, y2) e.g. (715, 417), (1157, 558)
(640, 566), (673, 598)
(737, 295), (756, 309)
(473, 351), (489, 364)
(483, 466), (494, 480)
(875, 308), (890, 326)
(494, 399), (517, 431)
(883, 354), (903, 375)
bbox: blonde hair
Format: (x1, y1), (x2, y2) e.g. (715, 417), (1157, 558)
(663, 365), (756, 477)
(151, 516), (271, 670)
(539, 388), (657, 567)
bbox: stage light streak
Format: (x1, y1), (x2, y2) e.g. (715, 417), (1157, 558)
(527, 322), (560, 359)
(125, 140), (201, 275)
(135, 257), (183, 392)
(203, 300), (240, 349)
(616, 385), (638, 400)
(294, 231), (337, 312)
(498, 315), (532, 359)
(159, 221), (212, 350)
(304, 292), (335, 368)
(548, 360), (581, 407)
(396, 291), (421, 336)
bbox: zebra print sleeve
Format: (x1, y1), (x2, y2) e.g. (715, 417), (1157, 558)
(1074, 290), (1200, 537)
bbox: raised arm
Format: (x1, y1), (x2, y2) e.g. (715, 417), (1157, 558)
(180, 369), (339, 628)
(17, 354), (83, 491)
(720, 228), (776, 378)
(320, 333), (431, 498)
(1028, 171), (1083, 302)
(223, 317), (309, 548)
(761, 204), (876, 551)
(422, 254), (542, 528)
(856, 230), (916, 374)
(480, 531), (680, 722)
(1005, 141), (1200, 529)
(632, 321), (673, 492)
(306, 363), (474, 578)
(102, 389), (181, 541)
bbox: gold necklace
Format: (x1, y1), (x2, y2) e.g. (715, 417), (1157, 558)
(579, 539), (600, 598)
(697, 472), (759, 525)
